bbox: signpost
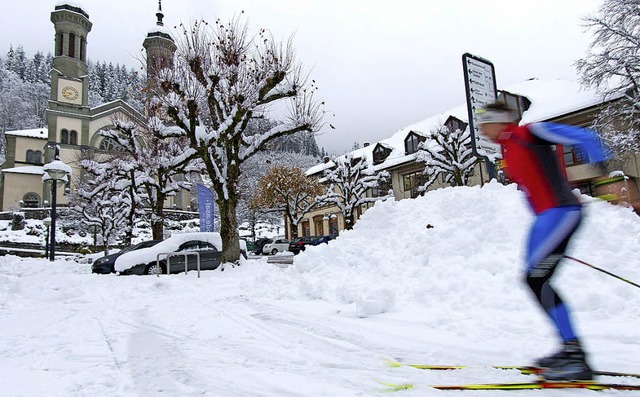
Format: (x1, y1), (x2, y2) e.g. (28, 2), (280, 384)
(463, 53), (500, 179)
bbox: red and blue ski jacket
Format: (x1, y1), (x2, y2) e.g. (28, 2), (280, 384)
(497, 122), (610, 214)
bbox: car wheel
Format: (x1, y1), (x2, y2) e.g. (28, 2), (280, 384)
(271, 248), (278, 255)
(145, 263), (166, 275)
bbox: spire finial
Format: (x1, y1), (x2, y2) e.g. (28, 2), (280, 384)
(156, 0), (164, 26)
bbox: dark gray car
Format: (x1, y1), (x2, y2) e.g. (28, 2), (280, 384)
(91, 240), (162, 274)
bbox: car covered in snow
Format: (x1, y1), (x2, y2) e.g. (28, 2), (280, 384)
(91, 239), (162, 274)
(115, 233), (238, 275)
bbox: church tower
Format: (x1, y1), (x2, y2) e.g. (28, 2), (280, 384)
(47, 3), (92, 161)
(143, 0), (176, 101)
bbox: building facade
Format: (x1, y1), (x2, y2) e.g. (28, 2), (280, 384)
(0, 2), (189, 212)
(293, 79), (640, 239)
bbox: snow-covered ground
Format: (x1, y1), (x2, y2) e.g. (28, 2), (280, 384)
(1, 181), (639, 396)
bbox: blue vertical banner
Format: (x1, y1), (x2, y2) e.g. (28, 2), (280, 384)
(197, 184), (215, 232)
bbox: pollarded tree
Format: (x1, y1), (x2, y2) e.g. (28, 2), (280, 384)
(251, 165), (324, 239)
(151, 16), (324, 263)
(415, 122), (477, 192)
(319, 153), (392, 230)
(575, 0), (640, 161)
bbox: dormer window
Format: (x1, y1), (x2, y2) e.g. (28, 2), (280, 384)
(497, 90), (531, 120)
(444, 116), (467, 133)
(373, 143), (392, 165)
(405, 131), (426, 154)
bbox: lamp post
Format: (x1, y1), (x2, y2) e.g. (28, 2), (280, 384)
(43, 217), (51, 258)
(43, 146), (72, 262)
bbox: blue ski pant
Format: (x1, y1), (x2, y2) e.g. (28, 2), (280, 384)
(525, 205), (582, 343)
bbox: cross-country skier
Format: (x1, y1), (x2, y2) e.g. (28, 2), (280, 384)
(476, 101), (611, 381)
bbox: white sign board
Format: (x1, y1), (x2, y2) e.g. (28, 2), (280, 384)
(463, 53), (501, 160)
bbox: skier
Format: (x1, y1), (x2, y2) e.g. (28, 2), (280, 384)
(476, 101), (610, 381)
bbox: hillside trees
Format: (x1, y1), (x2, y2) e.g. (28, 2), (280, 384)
(319, 153), (391, 229)
(575, 0), (640, 161)
(415, 122), (476, 192)
(251, 165), (324, 239)
(150, 17), (324, 262)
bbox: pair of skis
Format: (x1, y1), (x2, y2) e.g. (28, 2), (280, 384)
(379, 360), (640, 391)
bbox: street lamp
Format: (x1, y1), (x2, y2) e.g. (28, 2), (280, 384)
(43, 146), (72, 262)
(42, 217), (51, 258)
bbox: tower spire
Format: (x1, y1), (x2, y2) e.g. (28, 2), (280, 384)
(156, 0), (164, 26)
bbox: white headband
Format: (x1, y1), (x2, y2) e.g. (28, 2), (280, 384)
(476, 109), (517, 124)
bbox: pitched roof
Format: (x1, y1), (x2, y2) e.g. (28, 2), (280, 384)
(307, 78), (608, 175)
(4, 128), (48, 139)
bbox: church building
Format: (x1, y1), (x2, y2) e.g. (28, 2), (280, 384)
(0, 2), (186, 211)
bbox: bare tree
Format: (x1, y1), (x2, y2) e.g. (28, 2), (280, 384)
(575, 0), (640, 160)
(319, 154), (391, 230)
(151, 16), (324, 262)
(415, 123), (477, 191)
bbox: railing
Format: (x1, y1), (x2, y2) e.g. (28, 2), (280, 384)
(155, 252), (201, 278)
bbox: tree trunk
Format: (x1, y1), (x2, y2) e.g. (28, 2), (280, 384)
(217, 192), (241, 263)
(345, 214), (354, 230)
(152, 191), (165, 240)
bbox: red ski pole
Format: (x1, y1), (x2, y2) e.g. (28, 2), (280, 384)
(564, 255), (640, 289)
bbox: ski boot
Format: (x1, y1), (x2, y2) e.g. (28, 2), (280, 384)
(538, 340), (593, 381)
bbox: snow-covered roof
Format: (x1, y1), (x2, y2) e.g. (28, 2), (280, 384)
(5, 128), (48, 139)
(114, 232), (223, 272)
(1, 166), (44, 175)
(308, 79), (608, 176)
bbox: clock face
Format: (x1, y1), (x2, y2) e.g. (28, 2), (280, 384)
(61, 86), (79, 101)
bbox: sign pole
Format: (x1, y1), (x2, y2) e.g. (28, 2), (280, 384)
(462, 53), (500, 180)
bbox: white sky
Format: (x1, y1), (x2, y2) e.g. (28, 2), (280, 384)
(1, 0), (601, 154)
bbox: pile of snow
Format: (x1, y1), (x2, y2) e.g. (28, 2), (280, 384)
(1, 182), (639, 396)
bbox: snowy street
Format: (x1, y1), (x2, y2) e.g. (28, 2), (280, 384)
(2, 182), (640, 396)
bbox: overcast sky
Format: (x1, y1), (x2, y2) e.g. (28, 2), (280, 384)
(1, 0), (601, 154)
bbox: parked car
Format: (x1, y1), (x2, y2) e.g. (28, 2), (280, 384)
(91, 240), (162, 274)
(240, 238), (254, 252)
(262, 238), (289, 255)
(311, 235), (334, 246)
(115, 233), (224, 275)
(252, 238), (272, 255)
(288, 236), (317, 254)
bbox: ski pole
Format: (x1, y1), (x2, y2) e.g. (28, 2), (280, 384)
(564, 255), (640, 289)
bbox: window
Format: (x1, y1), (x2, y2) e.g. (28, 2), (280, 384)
(61, 129), (69, 144)
(68, 33), (76, 58)
(563, 145), (583, 166)
(69, 130), (78, 145)
(301, 220), (311, 237)
(373, 144), (391, 165)
(497, 91), (531, 120)
(99, 136), (124, 151)
(403, 171), (426, 198)
(445, 116), (467, 133)
(26, 150), (42, 164)
(405, 131), (425, 154)
(329, 218), (339, 236)
(80, 38), (86, 62)
(57, 32), (64, 56)
(22, 193), (40, 208)
(371, 179), (392, 197)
